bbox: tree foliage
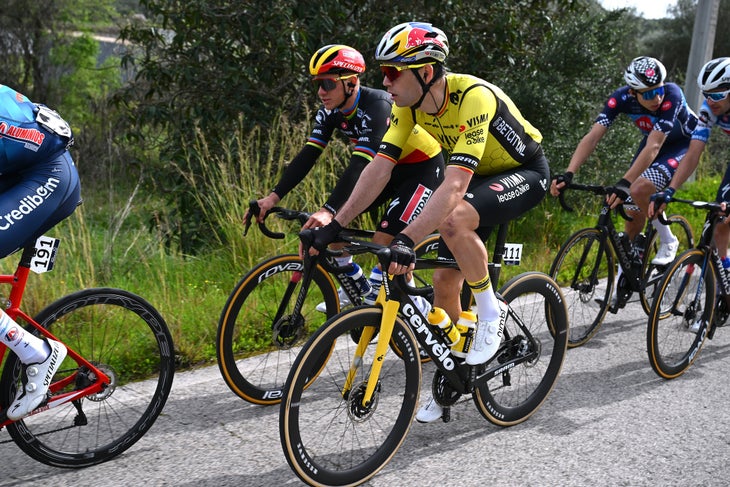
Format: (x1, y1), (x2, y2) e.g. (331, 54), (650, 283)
(5, 0), (729, 254)
(116, 0), (630, 252)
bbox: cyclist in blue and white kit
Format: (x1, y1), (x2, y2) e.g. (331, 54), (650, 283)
(552, 56), (698, 273)
(0, 85), (81, 420)
(651, 57), (730, 268)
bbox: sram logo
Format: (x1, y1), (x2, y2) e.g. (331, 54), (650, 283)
(402, 303), (456, 370)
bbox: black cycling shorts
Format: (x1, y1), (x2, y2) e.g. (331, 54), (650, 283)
(367, 152), (445, 236)
(437, 149), (550, 260)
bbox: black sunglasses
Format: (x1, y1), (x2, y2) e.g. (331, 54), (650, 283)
(312, 74), (356, 92)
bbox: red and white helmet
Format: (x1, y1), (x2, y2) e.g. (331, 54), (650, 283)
(309, 45), (366, 77)
(375, 22), (449, 65)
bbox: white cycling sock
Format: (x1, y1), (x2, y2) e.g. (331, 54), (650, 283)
(0, 310), (49, 364)
(467, 275), (499, 322)
(652, 217), (676, 244)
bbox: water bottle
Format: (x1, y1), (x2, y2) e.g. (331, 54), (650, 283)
(363, 267), (382, 305)
(452, 310), (477, 358)
(347, 263), (372, 297)
(427, 307), (460, 346)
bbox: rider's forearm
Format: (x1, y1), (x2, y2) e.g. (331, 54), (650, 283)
(567, 124), (605, 175)
(271, 144), (322, 199)
(323, 156), (367, 213)
(623, 131), (666, 182)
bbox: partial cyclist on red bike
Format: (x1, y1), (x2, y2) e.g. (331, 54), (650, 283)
(0, 85), (81, 420)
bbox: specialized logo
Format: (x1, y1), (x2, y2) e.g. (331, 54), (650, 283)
(332, 60), (361, 72)
(0, 177), (61, 231)
(399, 184), (432, 224)
(43, 345), (62, 387)
(0, 122), (45, 150)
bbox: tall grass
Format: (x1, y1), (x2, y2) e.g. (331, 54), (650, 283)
(16, 115), (718, 369)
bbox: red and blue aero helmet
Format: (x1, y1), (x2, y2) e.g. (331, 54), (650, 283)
(375, 22), (449, 65)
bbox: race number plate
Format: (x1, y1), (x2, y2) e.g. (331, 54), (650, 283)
(503, 243), (523, 266)
(30, 235), (60, 274)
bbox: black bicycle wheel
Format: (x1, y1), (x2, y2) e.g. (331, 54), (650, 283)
(216, 254), (338, 405)
(647, 249), (714, 379)
(1, 288), (174, 468)
(280, 307), (421, 486)
(549, 227), (613, 347)
(640, 214), (695, 315)
(472, 272), (568, 425)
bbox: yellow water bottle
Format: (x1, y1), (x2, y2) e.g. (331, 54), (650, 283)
(427, 306), (460, 346)
(452, 310), (477, 358)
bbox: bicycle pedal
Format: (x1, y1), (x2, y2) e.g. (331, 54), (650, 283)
(441, 407), (451, 423)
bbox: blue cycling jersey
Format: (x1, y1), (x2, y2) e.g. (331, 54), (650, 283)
(0, 85), (71, 174)
(0, 85), (80, 257)
(596, 83), (697, 144)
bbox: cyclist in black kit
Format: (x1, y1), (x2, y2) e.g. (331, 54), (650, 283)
(246, 44), (444, 309)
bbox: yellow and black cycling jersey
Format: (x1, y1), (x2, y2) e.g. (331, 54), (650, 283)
(379, 73), (542, 176)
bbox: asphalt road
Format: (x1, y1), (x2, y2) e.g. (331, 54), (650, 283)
(3, 295), (730, 487)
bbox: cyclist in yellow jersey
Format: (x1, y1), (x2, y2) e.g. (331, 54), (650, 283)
(247, 44), (444, 311)
(308, 22), (550, 423)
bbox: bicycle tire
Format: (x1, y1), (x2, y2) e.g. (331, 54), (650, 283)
(279, 307), (421, 486)
(639, 214), (695, 315)
(216, 254), (338, 405)
(647, 248), (714, 379)
(472, 272), (568, 425)
(0, 288), (175, 468)
(549, 227), (613, 347)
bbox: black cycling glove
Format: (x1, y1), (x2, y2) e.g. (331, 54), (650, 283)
(309, 220), (343, 252)
(388, 233), (416, 268)
(553, 171), (574, 194)
(650, 187), (675, 206)
(609, 178), (631, 201)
